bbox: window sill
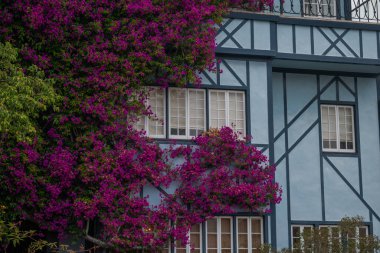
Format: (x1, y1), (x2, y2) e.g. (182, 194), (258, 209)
(322, 151), (359, 157)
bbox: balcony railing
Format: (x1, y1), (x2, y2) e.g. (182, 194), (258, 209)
(267, 0), (380, 22)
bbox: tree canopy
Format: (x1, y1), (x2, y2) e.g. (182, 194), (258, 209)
(0, 42), (59, 142)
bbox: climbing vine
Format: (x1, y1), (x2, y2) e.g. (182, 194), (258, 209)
(0, 0), (280, 250)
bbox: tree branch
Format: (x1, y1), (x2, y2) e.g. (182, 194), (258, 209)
(84, 235), (113, 249)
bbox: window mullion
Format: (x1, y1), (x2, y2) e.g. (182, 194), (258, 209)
(186, 229), (190, 253)
(248, 218), (252, 253)
(218, 218), (221, 253)
(186, 90), (189, 139)
(226, 92), (229, 127)
(335, 106), (340, 152)
(351, 106), (355, 152)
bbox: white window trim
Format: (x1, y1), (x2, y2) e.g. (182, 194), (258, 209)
(206, 217), (233, 253)
(208, 90), (246, 137)
(236, 217), (264, 253)
(169, 88), (206, 140)
(291, 225), (314, 251)
(321, 104), (356, 153)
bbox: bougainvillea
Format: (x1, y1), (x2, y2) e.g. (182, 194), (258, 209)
(0, 0), (279, 251)
(171, 127), (281, 217)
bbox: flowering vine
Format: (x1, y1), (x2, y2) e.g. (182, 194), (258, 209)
(0, 0), (280, 251)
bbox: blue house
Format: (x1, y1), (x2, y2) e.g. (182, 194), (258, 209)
(139, 1), (380, 251)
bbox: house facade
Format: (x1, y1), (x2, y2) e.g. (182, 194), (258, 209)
(140, 1), (380, 251)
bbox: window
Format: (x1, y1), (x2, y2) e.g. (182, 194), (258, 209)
(176, 224), (202, 253)
(321, 105), (355, 152)
(319, 225), (368, 252)
(351, 0), (380, 22)
(291, 225), (314, 252)
(135, 87), (166, 138)
(303, 0), (336, 17)
(206, 218), (233, 253)
(237, 217), (263, 253)
(169, 88), (206, 139)
(209, 90), (246, 136)
(137, 88), (246, 140)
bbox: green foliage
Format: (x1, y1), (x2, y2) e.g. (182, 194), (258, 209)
(0, 42), (60, 142)
(0, 219), (58, 253)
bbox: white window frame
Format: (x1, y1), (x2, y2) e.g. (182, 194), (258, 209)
(291, 225), (314, 251)
(208, 90), (246, 137)
(135, 87), (166, 138)
(169, 88), (206, 140)
(303, 0), (336, 18)
(175, 223), (202, 253)
(321, 104), (355, 153)
(236, 217), (264, 253)
(206, 217), (233, 253)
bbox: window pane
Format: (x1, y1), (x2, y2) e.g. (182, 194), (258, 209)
(191, 224), (200, 233)
(238, 234), (248, 248)
(321, 105), (337, 150)
(209, 91), (226, 128)
(221, 218), (231, 233)
(134, 117), (146, 131)
(238, 219), (248, 233)
(190, 234), (201, 248)
(207, 219), (217, 233)
(221, 234), (231, 248)
(293, 226), (300, 238)
(252, 234), (261, 249)
(170, 89), (186, 137)
(252, 219), (261, 234)
(190, 223), (201, 250)
(359, 227), (367, 237)
(135, 88), (166, 137)
(207, 234), (217, 248)
(189, 89), (205, 137)
(228, 91), (245, 135)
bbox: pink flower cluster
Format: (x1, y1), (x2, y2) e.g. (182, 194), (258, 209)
(0, 0), (278, 250)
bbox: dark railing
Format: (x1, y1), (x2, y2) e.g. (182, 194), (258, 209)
(266, 0), (380, 22)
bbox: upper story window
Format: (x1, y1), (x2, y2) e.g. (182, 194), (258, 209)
(209, 90), (246, 136)
(169, 88), (206, 139)
(135, 87), (166, 138)
(321, 105), (355, 153)
(267, 0), (380, 22)
(303, 0), (336, 17)
(351, 0), (380, 22)
(137, 88), (246, 139)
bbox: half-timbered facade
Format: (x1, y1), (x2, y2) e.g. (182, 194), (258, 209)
(141, 1), (380, 251)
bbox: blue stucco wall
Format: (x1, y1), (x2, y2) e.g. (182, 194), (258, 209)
(144, 14), (380, 251)
(272, 72), (380, 249)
